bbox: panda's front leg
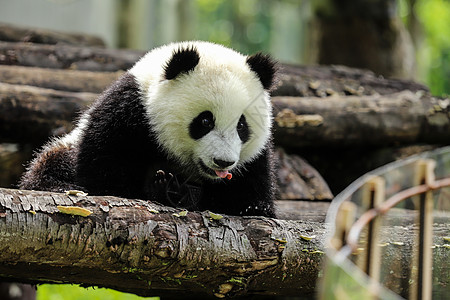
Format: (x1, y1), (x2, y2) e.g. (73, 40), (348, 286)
(151, 169), (176, 205)
(151, 170), (201, 210)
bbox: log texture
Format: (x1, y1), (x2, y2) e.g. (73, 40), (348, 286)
(0, 82), (96, 143)
(0, 41), (429, 96)
(0, 65), (123, 93)
(0, 188), (448, 298)
(0, 41), (143, 71)
(274, 64), (428, 97)
(276, 148), (333, 200)
(0, 23), (106, 47)
(0, 188), (326, 298)
(273, 91), (450, 147)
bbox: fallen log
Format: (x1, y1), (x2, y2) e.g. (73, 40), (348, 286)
(0, 82), (96, 143)
(0, 41), (428, 98)
(276, 148), (333, 200)
(0, 41), (143, 71)
(0, 187), (326, 298)
(275, 64), (428, 97)
(1, 82), (447, 148)
(0, 23), (105, 47)
(0, 188), (448, 298)
(273, 91), (450, 147)
(0, 65), (123, 93)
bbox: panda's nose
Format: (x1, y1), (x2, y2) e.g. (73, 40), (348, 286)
(213, 159), (235, 169)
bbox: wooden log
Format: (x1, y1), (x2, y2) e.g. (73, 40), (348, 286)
(275, 148), (333, 200)
(275, 64), (428, 97)
(0, 41), (428, 98)
(0, 82), (96, 144)
(0, 65), (123, 93)
(0, 188), (448, 298)
(0, 187), (326, 298)
(0, 22), (106, 47)
(272, 91), (450, 147)
(0, 41), (144, 71)
(0, 63), (425, 97)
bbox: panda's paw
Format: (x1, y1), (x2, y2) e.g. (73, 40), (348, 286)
(154, 170), (173, 187)
(152, 170), (175, 204)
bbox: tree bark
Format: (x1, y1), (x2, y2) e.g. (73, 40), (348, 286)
(0, 65), (123, 93)
(273, 91), (450, 147)
(308, 0), (416, 79)
(0, 23), (105, 47)
(0, 187), (326, 298)
(0, 41), (143, 72)
(0, 41), (428, 95)
(0, 83), (96, 144)
(275, 64), (428, 97)
(276, 148), (333, 200)
(0, 188), (448, 298)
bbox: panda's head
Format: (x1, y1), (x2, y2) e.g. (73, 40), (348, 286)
(131, 41), (277, 180)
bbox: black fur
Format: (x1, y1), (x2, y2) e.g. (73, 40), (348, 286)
(246, 53), (278, 90)
(164, 46), (200, 80)
(74, 73), (161, 199)
(237, 114), (249, 143)
(189, 110), (215, 140)
(19, 145), (80, 192)
(20, 71), (276, 217)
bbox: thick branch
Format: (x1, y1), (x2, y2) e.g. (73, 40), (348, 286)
(275, 64), (428, 97)
(0, 23), (106, 47)
(0, 188), (326, 298)
(273, 91), (450, 147)
(0, 65), (123, 93)
(0, 41), (143, 71)
(0, 188), (448, 298)
(0, 82), (96, 143)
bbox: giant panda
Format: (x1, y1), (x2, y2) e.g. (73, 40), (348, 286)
(19, 41), (278, 217)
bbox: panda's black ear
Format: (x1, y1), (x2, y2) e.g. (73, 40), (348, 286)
(246, 53), (278, 91)
(164, 46), (200, 80)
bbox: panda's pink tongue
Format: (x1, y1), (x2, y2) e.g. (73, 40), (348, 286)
(215, 170), (232, 179)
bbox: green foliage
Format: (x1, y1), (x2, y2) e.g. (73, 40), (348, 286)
(194, 0), (306, 63)
(195, 0), (272, 54)
(414, 0), (450, 96)
(37, 284), (159, 300)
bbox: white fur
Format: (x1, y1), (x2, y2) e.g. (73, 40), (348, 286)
(130, 41), (272, 178)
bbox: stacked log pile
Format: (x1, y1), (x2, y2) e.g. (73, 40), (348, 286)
(0, 23), (449, 298)
(1, 24), (448, 198)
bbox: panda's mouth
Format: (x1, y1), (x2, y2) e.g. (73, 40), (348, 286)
(198, 160), (232, 180)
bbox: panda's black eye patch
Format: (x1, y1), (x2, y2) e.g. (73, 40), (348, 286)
(237, 114), (250, 143)
(190, 111), (215, 140)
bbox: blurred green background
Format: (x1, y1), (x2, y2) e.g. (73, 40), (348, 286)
(407, 0), (450, 96)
